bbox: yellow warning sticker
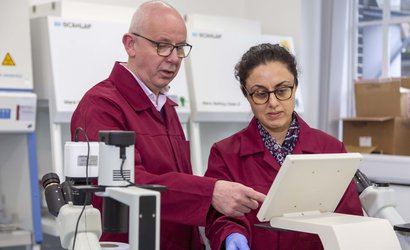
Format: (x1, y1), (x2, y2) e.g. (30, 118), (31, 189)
(279, 40), (291, 51)
(2, 53), (16, 66)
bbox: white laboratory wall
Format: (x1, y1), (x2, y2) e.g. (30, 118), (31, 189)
(243, 0), (302, 52)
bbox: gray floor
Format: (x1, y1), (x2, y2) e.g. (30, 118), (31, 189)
(40, 234), (64, 250)
(0, 234), (62, 250)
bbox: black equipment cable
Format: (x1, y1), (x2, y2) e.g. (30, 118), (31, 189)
(72, 127), (90, 250)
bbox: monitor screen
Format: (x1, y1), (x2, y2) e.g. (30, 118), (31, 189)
(257, 153), (362, 222)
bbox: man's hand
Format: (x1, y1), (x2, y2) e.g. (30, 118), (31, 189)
(212, 180), (266, 217)
(226, 233), (250, 250)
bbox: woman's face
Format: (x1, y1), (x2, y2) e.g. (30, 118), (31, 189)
(244, 61), (297, 137)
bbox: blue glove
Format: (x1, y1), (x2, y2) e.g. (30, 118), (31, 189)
(225, 233), (250, 250)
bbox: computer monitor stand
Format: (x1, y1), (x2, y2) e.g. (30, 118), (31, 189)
(268, 212), (400, 249)
(257, 153), (401, 249)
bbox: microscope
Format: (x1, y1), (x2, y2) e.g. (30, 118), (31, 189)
(355, 169), (410, 249)
(42, 130), (161, 250)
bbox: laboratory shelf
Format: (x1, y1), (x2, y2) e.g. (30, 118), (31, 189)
(0, 229), (32, 247)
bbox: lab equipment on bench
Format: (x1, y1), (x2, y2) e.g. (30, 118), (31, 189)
(355, 169), (410, 250)
(42, 130), (162, 250)
(42, 172), (102, 250)
(0, 92), (36, 133)
(257, 153), (401, 250)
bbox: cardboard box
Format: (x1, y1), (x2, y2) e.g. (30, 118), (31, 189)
(355, 78), (410, 117)
(342, 117), (410, 156)
(345, 145), (378, 154)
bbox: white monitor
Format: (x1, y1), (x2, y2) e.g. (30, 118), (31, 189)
(257, 153), (362, 222)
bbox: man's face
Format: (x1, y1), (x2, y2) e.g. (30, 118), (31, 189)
(131, 11), (187, 94)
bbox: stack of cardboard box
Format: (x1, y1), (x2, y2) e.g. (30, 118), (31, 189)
(342, 77), (410, 155)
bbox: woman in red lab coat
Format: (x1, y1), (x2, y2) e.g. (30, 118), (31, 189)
(205, 43), (363, 250)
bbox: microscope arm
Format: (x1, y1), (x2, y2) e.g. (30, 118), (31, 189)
(354, 170), (404, 224)
(354, 169), (410, 250)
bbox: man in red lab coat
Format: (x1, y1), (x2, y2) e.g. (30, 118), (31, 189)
(71, 1), (265, 249)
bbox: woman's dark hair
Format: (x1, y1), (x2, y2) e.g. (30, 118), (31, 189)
(234, 43), (299, 96)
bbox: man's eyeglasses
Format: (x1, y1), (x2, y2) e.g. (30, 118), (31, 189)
(243, 84), (295, 104)
(132, 32), (192, 58)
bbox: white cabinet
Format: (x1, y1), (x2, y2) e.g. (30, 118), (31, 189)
(0, 0), (42, 247)
(185, 14), (301, 175)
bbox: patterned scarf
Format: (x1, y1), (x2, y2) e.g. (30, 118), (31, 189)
(257, 112), (300, 165)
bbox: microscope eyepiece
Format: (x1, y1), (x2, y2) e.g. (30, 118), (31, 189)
(42, 173), (60, 188)
(42, 173), (66, 217)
